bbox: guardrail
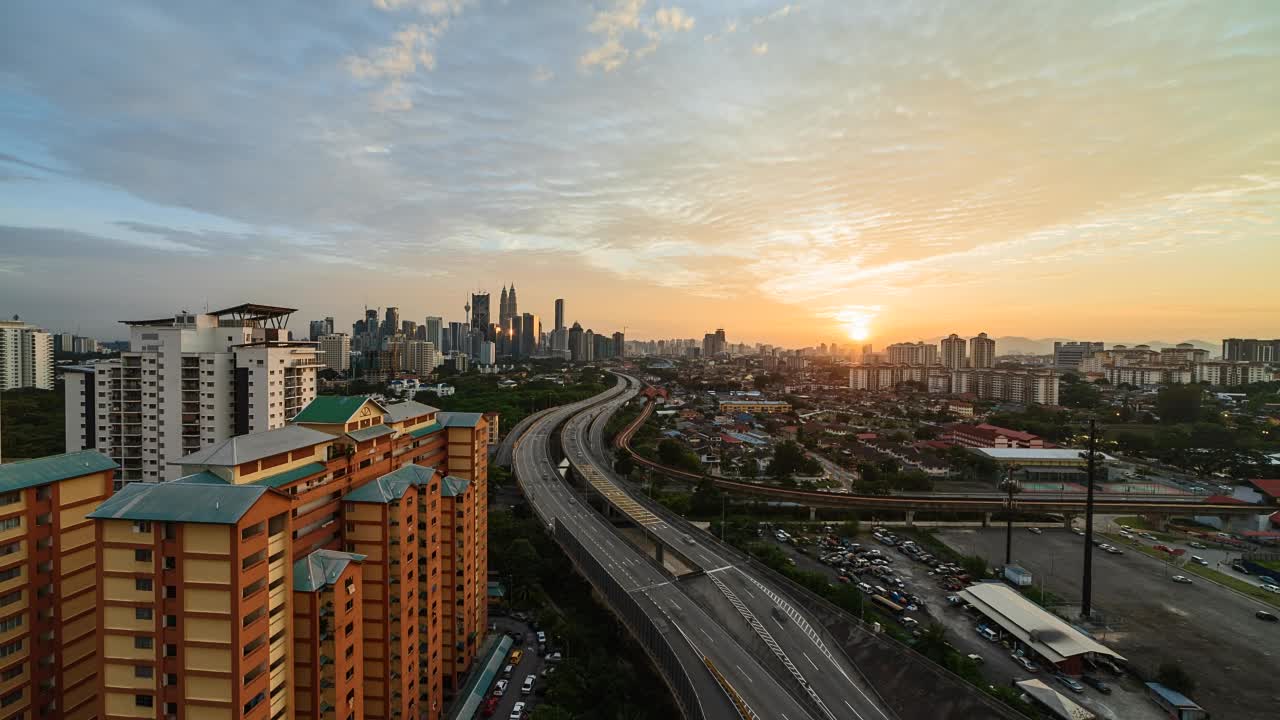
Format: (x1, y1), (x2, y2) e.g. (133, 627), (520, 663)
(553, 520), (711, 720)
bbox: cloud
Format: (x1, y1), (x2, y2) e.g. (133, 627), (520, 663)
(347, 22), (447, 80)
(580, 1), (695, 71)
(373, 0), (467, 16)
(753, 42), (769, 55)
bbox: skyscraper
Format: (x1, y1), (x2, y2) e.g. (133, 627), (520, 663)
(969, 332), (996, 368)
(471, 292), (490, 332)
(940, 334), (967, 369)
(1053, 341), (1104, 370)
(499, 285), (510, 326)
(554, 298), (564, 331)
(383, 306), (400, 337)
(507, 284), (518, 320)
(521, 312), (540, 358)
(0, 317), (53, 390)
(613, 331), (626, 358)
(319, 332), (352, 373)
(569, 322), (585, 362)
(424, 315), (444, 351)
(887, 341), (939, 365)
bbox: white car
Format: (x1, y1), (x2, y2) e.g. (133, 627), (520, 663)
(1171, 575), (1193, 585)
(493, 679), (509, 697)
(509, 701), (527, 720)
(1261, 583), (1280, 594)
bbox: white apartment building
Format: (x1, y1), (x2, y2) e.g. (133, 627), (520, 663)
(63, 304), (318, 484)
(949, 368), (1060, 405)
(1104, 365), (1193, 387)
(0, 318), (53, 390)
(1193, 361), (1268, 387)
(404, 339), (440, 375)
(887, 341), (939, 366)
(940, 334), (967, 370)
(969, 332), (996, 369)
(318, 332), (351, 373)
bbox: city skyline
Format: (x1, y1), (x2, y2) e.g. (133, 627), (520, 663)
(2, 1), (1279, 345)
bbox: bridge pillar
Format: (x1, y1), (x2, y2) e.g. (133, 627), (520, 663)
(982, 512), (992, 528)
(1062, 513), (1076, 530)
(808, 506), (817, 522)
(905, 510), (915, 527)
(655, 542), (665, 565)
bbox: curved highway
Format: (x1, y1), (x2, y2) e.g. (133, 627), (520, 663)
(561, 374), (896, 720)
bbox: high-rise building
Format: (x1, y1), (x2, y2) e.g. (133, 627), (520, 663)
(470, 293), (490, 332)
(383, 306), (400, 338)
(1053, 341), (1105, 370)
(969, 332), (996, 369)
(424, 316), (444, 351)
(1221, 338), (1279, 363)
(554, 298), (564, 332)
(401, 319), (417, 338)
(405, 340), (440, 375)
(568, 323), (585, 362)
(62, 304), (319, 484)
(507, 285), (518, 322)
(84, 398), (491, 720)
(319, 332), (352, 373)
(940, 334), (967, 369)
(613, 331), (625, 358)
(0, 450), (115, 719)
(887, 341), (939, 366)
(308, 317), (334, 340)
(478, 341), (497, 366)
(520, 313), (540, 358)
(0, 317), (53, 390)
(499, 286), (510, 326)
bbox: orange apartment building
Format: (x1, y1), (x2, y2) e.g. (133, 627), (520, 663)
(0, 450), (116, 720)
(82, 397), (490, 720)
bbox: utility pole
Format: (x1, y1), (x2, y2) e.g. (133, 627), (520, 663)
(1082, 418), (1098, 619)
(1002, 465), (1020, 566)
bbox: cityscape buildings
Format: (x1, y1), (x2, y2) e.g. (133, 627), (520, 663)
(1052, 341), (1105, 370)
(0, 317), (53, 390)
(940, 334), (967, 370)
(969, 333), (996, 369)
(62, 304), (319, 484)
(1222, 338), (1280, 363)
(318, 333), (351, 373)
(887, 341), (939, 366)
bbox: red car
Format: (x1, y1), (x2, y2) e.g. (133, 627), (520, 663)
(480, 697), (499, 717)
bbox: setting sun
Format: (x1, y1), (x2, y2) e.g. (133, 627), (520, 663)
(833, 305), (878, 343)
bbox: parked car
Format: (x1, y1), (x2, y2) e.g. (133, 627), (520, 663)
(1231, 562), (1250, 574)
(1080, 675), (1112, 694)
(1261, 583), (1280, 594)
(1188, 541), (1207, 549)
(1103, 545), (1123, 555)
(501, 664), (514, 678)
(521, 674), (536, 695)
(480, 697), (500, 717)
(1027, 527), (1043, 535)
(1054, 674), (1085, 693)
(493, 680), (509, 697)
(1171, 575), (1193, 584)
(1256, 610), (1278, 622)
(1191, 556), (1209, 566)
(965, 653), (984, 665)
(1012, 654), (1038, 672)
(509, 701), (527, 720)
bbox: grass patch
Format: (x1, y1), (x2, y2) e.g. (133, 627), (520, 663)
(1107, 535), (1280, 609)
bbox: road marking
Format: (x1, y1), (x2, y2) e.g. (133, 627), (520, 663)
(698, 627), (715, 643)
(804, 651), (819, 671)
(735, 664), (747, 677)
(670, 601), (681, 610)
(773, 617), (786, 629)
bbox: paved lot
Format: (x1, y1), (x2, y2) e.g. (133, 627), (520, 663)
(481, 616), (548, 720)
(937, 527), (1280, 720)
(770, 536), (1162, 720)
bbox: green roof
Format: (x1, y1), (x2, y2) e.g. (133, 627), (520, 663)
(437, 412), (485, 428)
(440, 475), (470, 497)
(346, 425), (395, 442)
(344, 464), (436, 504)
(292, 395), (386, 424)
(254, 461), (327, 489)
(294, 549), (366, 592)
(172, 471), (230, 485)
(0, 451), (116, 493)
(88, 482), (278, 524)
(407, 421), (442, 439)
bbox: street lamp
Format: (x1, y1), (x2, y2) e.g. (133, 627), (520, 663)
(1000, 464), (1022, 566)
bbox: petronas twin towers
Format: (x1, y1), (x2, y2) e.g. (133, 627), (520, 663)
(498, 283), (518, 325)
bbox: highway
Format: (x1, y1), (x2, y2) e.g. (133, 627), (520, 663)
(560, 374), (896, 720)
(513, 378), (838, 720)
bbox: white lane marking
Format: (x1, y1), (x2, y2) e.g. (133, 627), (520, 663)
(670, 601), (680, 610)
(804, 651), (820, 671)
(773, 617), (786, 629)
(735, 664), (747, 677)
(698, 627), (715, 643)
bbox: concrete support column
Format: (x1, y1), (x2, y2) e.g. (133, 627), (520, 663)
(982, 512), (992, 528)
(808, 506), (817, 522)
(655, 542), (665, 565)
(1062, 513), (1075, 530)
(905, 510), (915, 527)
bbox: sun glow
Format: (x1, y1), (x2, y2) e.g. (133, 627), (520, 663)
(832, 305), (880, 343)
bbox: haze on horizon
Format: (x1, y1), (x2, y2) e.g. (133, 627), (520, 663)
(1, 1), (1277, 347)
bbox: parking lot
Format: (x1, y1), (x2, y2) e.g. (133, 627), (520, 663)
(479, 615), (556, 719)
(769, 527), (1164, 720)
(937, 527), (1280, 720)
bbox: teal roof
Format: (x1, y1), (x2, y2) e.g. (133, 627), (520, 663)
(440, 475), (470, 497)
(407, 421), (442, 438)
(437, 412), (485, 428)
(292, 395), (387, 424)
(254, 461), (327, 489)
(172, 471), (230, 485)
(383, 400), (439, 423)
(345, 464), (436, 504)
(0, 451), (116, 493)
(346, 425), (395, 442)
(294, 549), (366, 592)
(88, 482), (278, 524)
(487, 581), (506, 598)
(453, 635), (514, 720)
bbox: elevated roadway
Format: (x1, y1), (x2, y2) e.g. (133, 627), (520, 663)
(512, 380), (817, 720)
(563, 377), (895, 720)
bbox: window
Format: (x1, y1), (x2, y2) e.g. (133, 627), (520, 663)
(0, 494), (18, 507)
(0, 568), (20, 583)
(134, 636), (153, 650)
(132, 521), (151, 534)
(135, 549), (153, 563)
(135, 695), (154, 708)
(135, 578), (153, 592)
(135, 608), (153, 621)
(1, 690), (21, 708)
(0, 665), (21, 681)
(0, 616), (21, 633)
(134, 665), (154, 679)
(0, 542), (20, 557)
(0, 518), (20, 532)
(0, 640), (20, 657)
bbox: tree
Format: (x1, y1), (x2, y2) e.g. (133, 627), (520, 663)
(613, 453), (635, 477)
(916, 622), (950, 663)
(960, 555), (987, 578)
(1113, 430), (1155, 455)
(690, 478), (724, 517)
(1156, 662), (1195, 696)
(1156, 384), (1204, 424)
(656, 439), (701, 473)
(914, 425), (939, 440)
(767, 441), (819, 481)
(530, 706), (576, 720)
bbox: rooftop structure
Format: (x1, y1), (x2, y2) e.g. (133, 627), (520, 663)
(959, 583), (1123, 675)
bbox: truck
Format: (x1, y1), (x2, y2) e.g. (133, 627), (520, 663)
(1004, 565), (1033, 587)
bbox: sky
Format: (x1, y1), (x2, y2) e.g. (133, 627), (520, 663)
(1, 1), (1278, 347)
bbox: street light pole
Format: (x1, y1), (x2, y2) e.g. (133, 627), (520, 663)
(1003, 465), (1019, 566)
(1082, 418), (1098, 619)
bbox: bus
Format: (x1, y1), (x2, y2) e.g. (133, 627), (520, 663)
(872, 595), (904, 615)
